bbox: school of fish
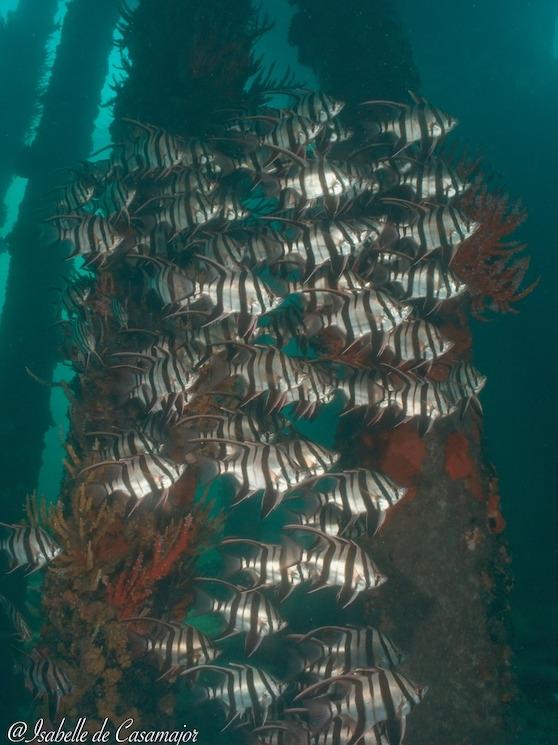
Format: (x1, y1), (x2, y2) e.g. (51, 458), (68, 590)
(0, 88), (488, 741)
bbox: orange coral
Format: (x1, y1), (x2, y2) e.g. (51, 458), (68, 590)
(362, 423), (427, 503)
(454, 185), (538, 318)
(444, 431), (483, 501)
(106, 515), (193, 619)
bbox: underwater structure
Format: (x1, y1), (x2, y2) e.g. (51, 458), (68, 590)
(0, 0), (120, 522)
(0, 0), (58, 228)
(0, 84), (535, 742)
(0, 2), (538, 744)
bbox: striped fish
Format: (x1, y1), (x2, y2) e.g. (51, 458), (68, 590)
(16, 650), (73, 720)
(124, 617), (218, 677)
(184, 662), (284, 728)
(127, 352), (200, 413)
(112, 333), (185, 364)
(291, 625), (404, 677)
(50, 214), (125, 264)
(381, 157), (469, 202)
(157, 167), (218, 197)
(0, 592), (32, 642)
(261, 114), (324, 150)
(67, 310), (102, 368)
(53, 177), (95, 213)
(0, 523), (60, 574)
(81, 453), (185, 507)
(302, 288), (411, 353)
(90, 428), (164, 462)
(170, 261), (277, 323)
(209, 189), (250, 222)
(224, 344), (308, 413)
(240, 229), (287, 267)
(282, 220), (380, 279)
(287, 502), (362, 538)
(186, 313), (257, 358)
(220, 145), (281, 177)
(373, 253), (466, 304)
(195, 437), (320, 515)
(362, 95), (457, 153)
(221, 537), (305, 597)
(117, 121), (186, 173)
(338, 370), (387, 423)
(441, 361), (486, 414)
(193, 233), (246, 270)
(253, 719), (390, 745)
(58, 271), (93, 318)
(96, 177), (136, 221)
(295, 667), (427, 744)
(288, 91), (345, 124)
(285, 526), (387, 607)
(392, 205), (478, 261)
(290, 469), (406, 534)
(178, 138), (217, 170)
(279, 438), (340, 478)
(385, 320), (454, 367)
(177, 412), (281, 446)
(380, 373), (455, 434)
(155, 192), (221, 236)
(194, 578), (286, 656)
(279, 159), (358, 203)
(141, 259), (193, 308)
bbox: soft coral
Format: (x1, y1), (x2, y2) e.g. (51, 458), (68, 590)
(454, 184), (539, 318)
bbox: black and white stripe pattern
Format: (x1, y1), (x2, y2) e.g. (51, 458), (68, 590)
(0, 523), (60, 574)
(395, 205), (477, 260)
(194, 438), (317, 516)
(289, 91), (344, 124)
(185, 663), (285, 728)
(262, 114), (323, 150)
(292, 625), (404, 676)
(365, 97), (457, 153)
(0, 592), (32, 642)
(441, 361), (486, 411)
(51, 214), (125, 264)
(225, 344), (308, 411)
(221, 537), (305, 597)
(54, 177), (95, 212)
(92, 428), (163, 462)
(386, 320), (453, 367)
(155, 192), (221, 235)
(291, 468), (406, 534)
(96, 177), (137, 221)
(117, 122), (186, 173)
(127, 617), (218, 675)
(196, 578), (287, 656)
(141, 259), (193, 308)
(386, 157), (469, 202)
(127, 353), (200, 412)
(381, 372), (456, 434)
(295, 667), (426, 743)
(285, 526), (386, 607)
(303, 288), (411, 352)
(377, 253), (466, 303)
(179, 412), (281, 445)
(17, 650), (73, 720)
(83, 453), (185, 505)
